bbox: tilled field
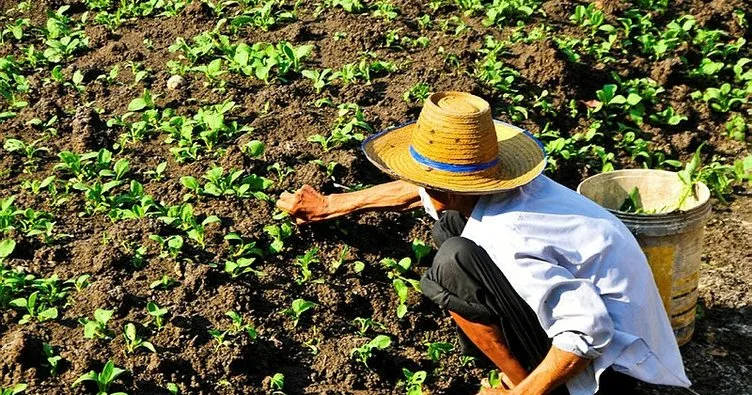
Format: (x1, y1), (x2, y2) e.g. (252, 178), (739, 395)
(0, 0), (750, 394)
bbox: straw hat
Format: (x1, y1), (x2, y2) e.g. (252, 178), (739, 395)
(362, 91), (546, 195)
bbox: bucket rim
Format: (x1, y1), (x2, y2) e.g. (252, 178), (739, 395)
(576, 169), (712, 218)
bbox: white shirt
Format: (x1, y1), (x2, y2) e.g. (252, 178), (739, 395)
(433, 176), (691, 394)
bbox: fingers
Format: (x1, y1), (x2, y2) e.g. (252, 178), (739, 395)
(276, 193), (294, 213)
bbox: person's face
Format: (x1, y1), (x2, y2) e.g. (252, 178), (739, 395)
(425, 189), (456, 213)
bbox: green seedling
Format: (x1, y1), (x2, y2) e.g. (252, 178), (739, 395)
(225, 311), (257, 339)
(145, 162), (168, 181)
(725, 114), (748, 141)
(425, 341), (454, 363)
(311, 159), (339, 180)
(0, 239), (15, 260)
(9, 291), (58, 324)
(488, 370), (503, 388)
(0, 384), (27, 395)
(149, 234), (184, 259)
(282, 298), (316, 327)
(150, 275), (178, 290)
(224, 232), (264, 258)
(21, 175), (56, 196)
(72, 359), (127, 395)
(224, 257), (262, 278)
(267, 162), (294, 183)
(122, 323), (156, 354)
(191, 58), (226, 90)
(411, 239), (431, 264)
(693, 83), (747, 112)
(308, 103), (373, 151)
(351, 335), (391, 367)
(402, 368), (427, 395)
(80, 308), (114, 339)
(301, 68), (333, 94)
(381, 257), (421, 318)
(67, 274), (91, 292)
(648, 106), (687, 126)
(619, 187), (647, 214)
(42, 343), (62, 376)
(294, 247), (320, 284)
(459, 355), (476, 367)
(352, 317), (385, 336)
(371, 0), (399, 20)
(304, 326), (321, 355)
(3, 137), (49, 171)
(330, 245), (349, 273)
(243, 140), (265, 158)
(403, 82), (431, 104)
(208, 329), (230, 352)
(269, 372), (285, 394)
(166, 382), (180, 395)
(263, 221), (293, 254)
(147, 302), (168, 330)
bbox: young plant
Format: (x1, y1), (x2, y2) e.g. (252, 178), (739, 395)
(0, 384), (27, 395)
(282, 298), (316, 327)
(725, 114), (748, 141)
(3, 137), (49, 171)
(301, 68), (333, 94)
(9, 291), (58, 324)
(242, 140), (265, 158)
(149, 275), (178, 290)
(411, 239), (431, 264)
(267, 162), (294, 183)
(402, 368), (427, 395)
(224, 256), (262, 278)
(145, 162), (168, 181)
(225, 311), (257, 339)
(80, 308), (114, 339)
(352, 317), (385, 336)
(149, 234), (184, 259)
(42, 343), (62, 376)
(381, 257), (421, 318)
(311, 159), (339, 180)
(350, 335), (391, 367)
(208, 329), (230, 352)
(269, 372), (285, 394)
(263, 221), (294, 254)
(294, 247), (320, 284)
(147, 302), (168, 330)
(403, 82), (431, 104)
(72, 360), (127, 395)
(425, 341), (454, 363)
(330, 244), (349, 273)
(122, 323), (156, 354)
(67, 274), (91, 292)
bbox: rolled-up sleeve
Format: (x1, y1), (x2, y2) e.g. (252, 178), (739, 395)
(514, 255), (614, 358)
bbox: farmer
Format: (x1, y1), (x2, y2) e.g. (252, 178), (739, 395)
(276, 92), (691, 394)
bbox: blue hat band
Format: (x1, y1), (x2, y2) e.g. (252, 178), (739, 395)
(409, 146), (500, 173)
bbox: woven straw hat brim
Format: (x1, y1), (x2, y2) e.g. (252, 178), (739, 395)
(362, 120), (547, 195)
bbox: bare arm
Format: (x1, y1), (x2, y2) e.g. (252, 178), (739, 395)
(276, 181), (422, 224)
(504, 346), (590, 394)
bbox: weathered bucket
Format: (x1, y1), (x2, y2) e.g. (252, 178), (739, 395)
(577, 169), (712, 346)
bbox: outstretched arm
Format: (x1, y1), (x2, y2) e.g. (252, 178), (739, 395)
(276, 181), (422, 224)
(480, 346), (590, 394)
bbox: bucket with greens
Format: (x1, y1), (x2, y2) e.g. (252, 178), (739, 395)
(577, 169), (711, 346)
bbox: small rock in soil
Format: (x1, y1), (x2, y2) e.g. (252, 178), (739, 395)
(167, 75), (186, 91)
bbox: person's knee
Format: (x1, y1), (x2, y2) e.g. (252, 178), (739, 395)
(431, 236), (476, 280)
(432, 211), (466, 247)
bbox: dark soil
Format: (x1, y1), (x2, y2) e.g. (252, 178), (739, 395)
(0, 0), (750, 394)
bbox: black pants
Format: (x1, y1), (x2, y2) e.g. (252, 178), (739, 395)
(420, 211), (635, 394)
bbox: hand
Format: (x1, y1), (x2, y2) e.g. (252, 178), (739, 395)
(276, 185), (331, 225)
(477, 375), (515, 395)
